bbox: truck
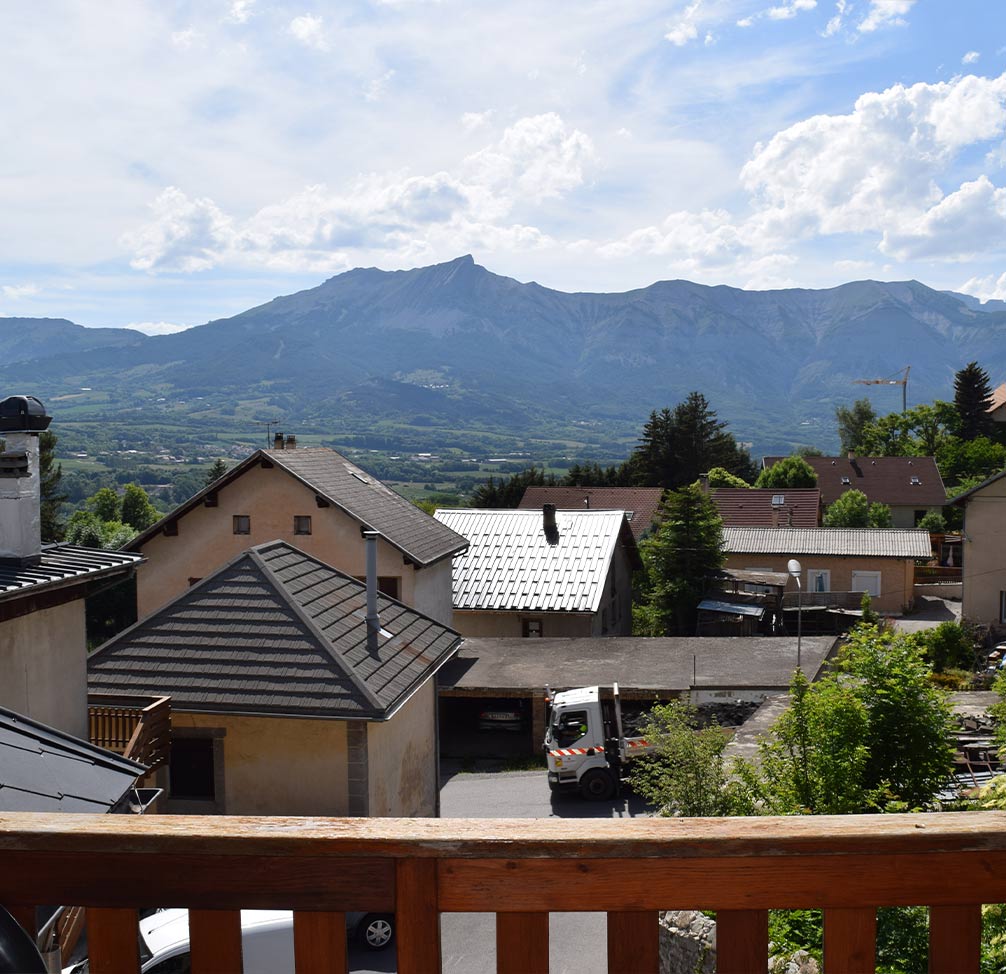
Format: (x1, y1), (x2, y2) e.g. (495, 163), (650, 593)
(544, 683), (655, 800)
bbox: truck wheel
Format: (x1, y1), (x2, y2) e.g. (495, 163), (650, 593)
(579, 769), (615, 801)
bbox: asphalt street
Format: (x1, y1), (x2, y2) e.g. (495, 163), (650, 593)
(349, 765), (651, 973)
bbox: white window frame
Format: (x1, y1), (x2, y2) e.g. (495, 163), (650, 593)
(851, 570), (882, 597)
(806, 568), (831, 593)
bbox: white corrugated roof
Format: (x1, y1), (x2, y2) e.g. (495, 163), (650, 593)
(723, 526), (932, 558)
(434, 509), (626, 613)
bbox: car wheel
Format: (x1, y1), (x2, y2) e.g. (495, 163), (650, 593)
(579, 769), (615, 801)
(358, 913), (394, 950)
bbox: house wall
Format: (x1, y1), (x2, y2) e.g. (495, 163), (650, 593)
(961, 478), (1006, 627)
(889, 505), (940, 529)
(366, 679), (438, 817)
(0, 600), (86, 738)
(453, 610), (596, 638)
(724, 553), (915, 614)
(165, 711), (350, 816)
(135, 462), (448, 623)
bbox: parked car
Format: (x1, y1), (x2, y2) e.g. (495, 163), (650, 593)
(63, 907), (394, 974)
(478, 704), (524, 732)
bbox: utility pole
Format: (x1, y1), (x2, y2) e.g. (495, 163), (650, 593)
(255, 419), (281, 449)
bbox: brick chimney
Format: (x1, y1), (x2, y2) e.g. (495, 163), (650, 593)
(273, 432), (284, 450)
(285, 434), (297, 449)
(0, 395), (52, 567)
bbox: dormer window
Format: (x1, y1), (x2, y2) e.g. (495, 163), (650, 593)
(910, 476), (921, 485)
(841, 476), (851, 485)
(772, 494), (785, 506)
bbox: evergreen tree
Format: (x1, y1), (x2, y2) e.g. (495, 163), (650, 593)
(39, 430), (66, 542)
(954, 361), (994, 441)
(469, 466), (556, 508)
(204, 458), (229, 486)
(835, 398), (877, 454)
(634, 484), (725, 636)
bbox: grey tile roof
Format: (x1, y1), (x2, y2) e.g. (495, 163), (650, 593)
(0, 544), (142, 602)
(0, 706), (146, 813)
(88, 541), (461, 720)
(127, 447), (468, 568)
(433, 509), (634, 613)
(723, 526), (932, 559)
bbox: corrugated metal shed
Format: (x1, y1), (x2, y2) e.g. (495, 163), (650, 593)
(723, 526), (932, 558)
(433, 509), (633, 613)
(0, 706), (146, 813)
(0, 544), (142, 601)
(88, 541), (461, 720)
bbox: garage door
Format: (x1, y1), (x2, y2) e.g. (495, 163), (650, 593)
(851, 571), (881, 597)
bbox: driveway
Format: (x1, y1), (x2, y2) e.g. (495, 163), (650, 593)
(894, 596), (962, 634)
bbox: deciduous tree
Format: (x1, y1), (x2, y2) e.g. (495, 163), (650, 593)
(754, 455), (817, 489)
(822, 489), (891, 528)
(835, 398), (877, 454)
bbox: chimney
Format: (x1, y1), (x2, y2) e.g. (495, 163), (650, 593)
(847, 451), (855, 460)
(285, 434), (297, 449)
(0, 395), (52, 567)
(363, 529), (380, 654)
(273, 432), (284, 450)
(543, 503), (559, 545)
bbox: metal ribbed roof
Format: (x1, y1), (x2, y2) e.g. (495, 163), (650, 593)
(434, 509), (629, 614)
(723, 526), (932, 558)
(0, 545), (142, 601)
(88, 541), (461, 720)
(518, 487), (664, 541)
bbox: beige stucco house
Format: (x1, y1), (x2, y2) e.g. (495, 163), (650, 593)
(126, 442), (467, 626)
(89, 540), (461, 818)
(434, 506), (641, 638)
(952, 471), (1006, 631)
(723, 525), (932, 615)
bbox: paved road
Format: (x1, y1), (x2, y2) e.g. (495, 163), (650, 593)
(351, 765), (650, 973)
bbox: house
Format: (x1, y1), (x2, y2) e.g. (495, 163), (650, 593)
(88, 539), (461, 818)
(723, 525), (932, 615)
(126, 439), (468, 625)
(433, 505), (641, 638)
(761, 455), (946, 528)
(951, 469), (1006, 631)
(0, 395), (142, 739)
(517, 486), (664, 541)
(990, 383), (1006, 424)
(711, 488), (821, 527)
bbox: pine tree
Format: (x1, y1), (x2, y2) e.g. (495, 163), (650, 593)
(39, 430), (67, 542)
(954, 361), (994, 441)
(204, 458), (229, 486)
(835, 398), (877, 454)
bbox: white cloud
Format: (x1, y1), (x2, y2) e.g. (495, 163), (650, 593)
(736, 16), (754, 27)
(365, 70), (396, 102)
(288, 15), (328, 51)
(170, 29), (199, 49)
(122, 320), (194, 335)
(767, 0), (816, 22)
(665, 1), (702, 46)
(1, 283), (39, 300)
(858, 0), (916, 33)
(461, 111), (493, 132)
(226, 0), (254, 24)
(960, 271), (1006, 302)
(962, 51), (981, 65)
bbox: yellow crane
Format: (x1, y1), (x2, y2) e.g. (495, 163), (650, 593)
(854, 365), (911, 413)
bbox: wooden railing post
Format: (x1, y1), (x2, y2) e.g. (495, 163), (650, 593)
(929, 904), (981, 974)
(824, 908), (876, 974)
(190, 908), (243, 974)
(293, 911), (348, 974)
(718, 909), (768, 974)
(497, 912), (549, 974)
(88, 908), (139, 974)
(397, 858), (440, 973)
(607, 911), (659, 973)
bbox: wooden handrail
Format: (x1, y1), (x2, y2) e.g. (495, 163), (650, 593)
(88, 695), (171, 770)
(2, 811), (1004, 973)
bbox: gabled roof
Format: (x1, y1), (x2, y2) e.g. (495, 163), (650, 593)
(126, 447), (468, 568)
(989, 382), (1006, 414)
(0, 544), (142, 603)
(949, 467), (1006, 505)
(0, 706), (146, 813)
(762, 455), (947, 507)
(88, 541), (461, 720)
(724, 526), (932, 559)
(711, 488), (821, 527)
(434, 508), (640, 614)
(517, 487), (664, 541)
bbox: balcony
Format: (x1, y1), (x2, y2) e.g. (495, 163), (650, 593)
(88, 694), (171, 769)
(2, 810), (1005, 973)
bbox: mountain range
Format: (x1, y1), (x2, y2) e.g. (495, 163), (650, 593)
(4, 255), (1006, 458)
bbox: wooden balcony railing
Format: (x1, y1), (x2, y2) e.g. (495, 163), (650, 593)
(88, 694), (171, 769)
(3, 811), (1006, 973)
(782, 590), (864, 610)
(914, 565), (963, 584)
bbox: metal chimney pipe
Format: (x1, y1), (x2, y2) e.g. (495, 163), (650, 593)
(363, 529), (380, 654)
(543, 503), (557, 532)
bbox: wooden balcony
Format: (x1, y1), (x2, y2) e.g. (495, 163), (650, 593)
(88, 694), (171, 769)
(914, 564), (963, 585)
(3, 811), (1006, 973)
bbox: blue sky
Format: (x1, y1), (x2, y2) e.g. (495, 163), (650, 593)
(1, 0), (1005, 332)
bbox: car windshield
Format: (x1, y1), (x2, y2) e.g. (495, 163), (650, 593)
(553, 710), (589, 748)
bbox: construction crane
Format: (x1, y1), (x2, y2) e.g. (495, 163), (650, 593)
(854, 365), (911, 413)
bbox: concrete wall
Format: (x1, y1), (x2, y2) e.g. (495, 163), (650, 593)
(961, 477), (1006, 626)
(367, 679), (438, 817)
(889, 505), (940, 529)
(724, 553), (915, 614)
(0, 600), (87, 737)
(163, 711), (350, 816)
(453, 610), (595, 638)
(135, 461), (451, 623)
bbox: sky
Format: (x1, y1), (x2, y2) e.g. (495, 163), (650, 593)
(1, 0), (1005, 333)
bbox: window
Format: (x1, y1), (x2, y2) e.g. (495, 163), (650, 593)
(353, 576), (401, 599)
(163, 521), (178, 537)
(807, 569), (830, 592)
(293, 515), (312, 535)
(841, 476), (851, 485)
(203, 492), (218, 508)
(169, 738), (216, 800)
(771, 494), (785, 506)
(554, 709), (589, 747)
(910, 476), (921, 485)
(232, 515), (250, 535)
(1000, 592), (1006, 625)
(914, 509), (928, 526)
(523, 619), (543, 638)
(851, 570), (882, 597)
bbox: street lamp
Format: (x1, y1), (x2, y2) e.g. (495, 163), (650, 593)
(787, 558), (802, 671)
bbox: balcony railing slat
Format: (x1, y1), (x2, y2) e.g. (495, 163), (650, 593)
(293, 911), (348, 974)
(190, 908), (243, 974)
(717, 909), (768, 973)
(929, 904), (981, 974)
(496, 911), (548, 974)
(824, 907), (876, 974)
(88, 907), (139, 974)
(397, 858), (440, 974)
(606, 911), (659, 973)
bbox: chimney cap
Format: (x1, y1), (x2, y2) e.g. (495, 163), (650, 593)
(0, 395), (51, 433)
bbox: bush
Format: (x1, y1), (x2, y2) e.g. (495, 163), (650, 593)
(916, 509), (947, 533)
(916, 621), (979, 673)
